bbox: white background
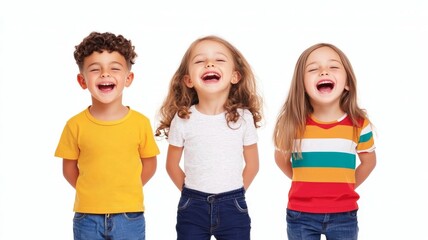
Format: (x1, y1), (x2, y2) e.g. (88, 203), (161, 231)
(1, 0), (427, 239)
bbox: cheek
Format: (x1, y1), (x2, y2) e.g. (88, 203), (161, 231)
(303, 78), (313, 91)
(338, 75), (349, 88)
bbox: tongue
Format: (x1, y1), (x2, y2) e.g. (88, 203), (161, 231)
(203, 76), (219, 81)
(318, 86), (332, 93)
(99, 85), (114, 91)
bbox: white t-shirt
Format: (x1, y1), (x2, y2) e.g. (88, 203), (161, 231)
(168, 105), (258, 194)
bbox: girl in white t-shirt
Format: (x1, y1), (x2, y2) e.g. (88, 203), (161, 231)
(156, 35), (263, 240)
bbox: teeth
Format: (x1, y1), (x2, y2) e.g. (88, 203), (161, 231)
(203, 73), (219, 77)
(317, 80), (333, 86)
(318, 80), (331, 84)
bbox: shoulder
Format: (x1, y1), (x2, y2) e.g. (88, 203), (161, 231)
(172, 105), (196, 123)
(129, 109), (151, 122)
(238, 108), (254, 122)
(360, 117), (374, 134)
(66, 108), (89, 124)
(358, 116), (371, 129)
(171, 112), (188, 126)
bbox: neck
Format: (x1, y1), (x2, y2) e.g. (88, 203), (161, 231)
(89, 101), (129, 121)
(195, 99), (226, 115)
(311, 105), (345, 122)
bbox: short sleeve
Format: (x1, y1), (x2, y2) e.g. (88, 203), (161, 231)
(167, 114), (185, 147)
(55, 123), (79, 160)
(242, 110), (258, 146)
(356, 119), (375, 153)
(139, 117), (160, 158)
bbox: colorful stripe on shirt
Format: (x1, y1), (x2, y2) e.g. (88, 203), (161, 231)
(288, 115), (375, 213)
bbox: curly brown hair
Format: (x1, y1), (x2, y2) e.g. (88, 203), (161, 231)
(74, 31), (137, 71)
(155, 35), (263, 138)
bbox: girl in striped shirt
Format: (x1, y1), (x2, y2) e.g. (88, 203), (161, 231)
(273, 43), (376, 240)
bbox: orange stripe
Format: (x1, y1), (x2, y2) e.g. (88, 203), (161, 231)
(304, 125), (358, 141)
(357, 138), (374, 151)
(293, 167), (355, 183)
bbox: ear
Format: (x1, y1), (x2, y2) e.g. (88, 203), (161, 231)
(231, 71), (241, 84)
(125, 72), (134, 87)
(184, 75), (194, 88)
(77, 74), (87, 89)
(344, 85), (350, 91)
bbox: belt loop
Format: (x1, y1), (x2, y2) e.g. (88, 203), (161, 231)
(207, 195), (215, 203)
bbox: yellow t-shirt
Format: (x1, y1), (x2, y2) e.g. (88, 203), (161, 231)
(55, 107), (160, 214)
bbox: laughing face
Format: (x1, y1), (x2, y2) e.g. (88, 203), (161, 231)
(77, 50), (133, 106)
(184, 40), (240, 100)
(304, 46), (349, 109)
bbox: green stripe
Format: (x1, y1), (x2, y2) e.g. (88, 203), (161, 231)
(359, 132), (372, 143)
(292, 152), (356, 169)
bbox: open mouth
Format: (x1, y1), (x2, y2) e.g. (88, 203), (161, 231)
(202, 72), (221, 81)
(97, 83), (116, 91)
(316, 80), (335, 93)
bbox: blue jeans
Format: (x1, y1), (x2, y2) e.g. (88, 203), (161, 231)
(73, 212), (145, 240)
(286, 209), (358, 240)
(176, 187), (251, 240)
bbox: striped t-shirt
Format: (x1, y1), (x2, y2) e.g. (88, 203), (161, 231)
(288, 114), (375, 213)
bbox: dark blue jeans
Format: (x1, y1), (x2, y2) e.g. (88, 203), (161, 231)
(286, 209), (358, 240)
(73, 212), (145, 240)
(176, 187), (251, 240)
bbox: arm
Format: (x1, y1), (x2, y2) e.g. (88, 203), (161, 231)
(141, 156), (157, 186)
(355, 151), (376, 189)
(274, 150), (293, 179)
(63, 159), (79, 188)
(242, 143), (259, 190)
(166, 144), (185, 191)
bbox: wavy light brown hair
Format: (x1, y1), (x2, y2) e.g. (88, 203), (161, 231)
(156, 35), (263, 138)
(273, 43), (370, 157)
(74, 31), (137, 71)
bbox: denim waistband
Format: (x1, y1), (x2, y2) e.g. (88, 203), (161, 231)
(75, 212), (144, 216)
(182, 186), (245, 203)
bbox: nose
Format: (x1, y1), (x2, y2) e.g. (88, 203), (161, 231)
(319, 69), (329, 76)
(205, 63), (214, 68)
(101, 72), (110, 78)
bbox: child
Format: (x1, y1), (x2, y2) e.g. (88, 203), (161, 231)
(155, 35), (263, 240)
(273, 43), (377, 240)
(55, 31), (160, 240)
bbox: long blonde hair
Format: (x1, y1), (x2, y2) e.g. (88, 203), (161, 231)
(273, 43), (369, 157)
(156, 35), (263, 138)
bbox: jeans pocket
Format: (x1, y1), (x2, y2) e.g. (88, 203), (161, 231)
(177, 196), (191, 211)
(234, 197), (249, 213)
(348, 210), (358, 218)
(124, 212), (145, 220)
(73, 212), (86, 221)
(286, 209), (302, 220)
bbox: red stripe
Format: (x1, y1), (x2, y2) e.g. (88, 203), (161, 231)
(306, 115), (364, 129)
(287, 181), (360, 213)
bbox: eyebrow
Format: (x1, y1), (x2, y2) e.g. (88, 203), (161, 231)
(305, 59), (342, 68)
(191, 52), (229, 61)
(87, 61), (124, 68)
